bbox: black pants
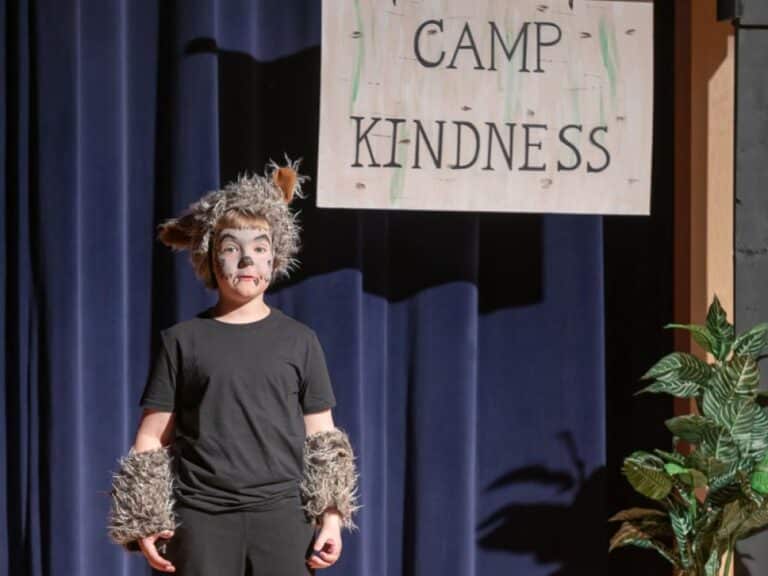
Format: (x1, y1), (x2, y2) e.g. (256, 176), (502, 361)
(157, 500), (316, 576)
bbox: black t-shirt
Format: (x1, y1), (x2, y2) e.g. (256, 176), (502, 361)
(139, 307), (336, 512)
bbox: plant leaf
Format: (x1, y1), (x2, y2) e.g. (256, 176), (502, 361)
(704, 544), (722, 576)
(729, 355), (760, 395)
(745, 405), (768, 459)
(708, 462), (740, 492)
(706, 463), (742, 508)
(740, 473), (764, 507)
(654, 449), (687, 466)
(670, 507), (693, 568)
(693, 509), (722, 564)
(622, 453), (673, 500)
(685, 452), (730, 478)
(665, 463), (707, 493)
(609, 521), (679, 567)
(751, 454), (768, 495)
(732, 323), (768, 360)
(665, 322), (716, 355)
(641, 352), (712, 384)
(699, 425), (739, 464)
(609, 507), (667, 522)
(701, 359), (759, 421)
(637, 378), (701, 398)
(664, 462), (688, 476)
(736, 506), (768, 539)
(713, 397), (768, 458)
(717, 500), (745, 541)
(665, 414), (714, 444)
(680, 468), (708, 489)
(706, 295), (735, 361)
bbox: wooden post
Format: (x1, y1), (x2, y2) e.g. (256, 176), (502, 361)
(673, 0), (735, 393)
(674, 1), (735, 574)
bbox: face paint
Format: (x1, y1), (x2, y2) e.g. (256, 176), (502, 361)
(214, 226), (274, 294)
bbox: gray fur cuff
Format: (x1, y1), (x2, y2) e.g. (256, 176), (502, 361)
(107, 446), (178, 551)
(300, 428), (361, 530)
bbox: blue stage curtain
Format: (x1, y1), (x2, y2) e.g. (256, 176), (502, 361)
(1, 2), (607, 575)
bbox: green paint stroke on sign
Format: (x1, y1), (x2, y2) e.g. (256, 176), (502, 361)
(598, 16), (619, 103)
(351, 0), (365, 114)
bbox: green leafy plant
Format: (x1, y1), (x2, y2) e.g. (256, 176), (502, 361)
(609, 296), (768, 576)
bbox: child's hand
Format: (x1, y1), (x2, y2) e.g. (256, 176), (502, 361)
(307, 512), (343, 569)
(139, 530), (176, 573)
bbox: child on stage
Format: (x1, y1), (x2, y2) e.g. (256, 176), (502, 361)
(107, 161), (359, 575)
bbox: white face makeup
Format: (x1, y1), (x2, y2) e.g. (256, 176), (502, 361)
(214, 226), (274, 296)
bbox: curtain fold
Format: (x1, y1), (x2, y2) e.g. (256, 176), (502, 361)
(2, 2), (607, 575)
(4, 1), (44, 575)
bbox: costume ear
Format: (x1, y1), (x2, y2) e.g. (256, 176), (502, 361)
(273, 166), (298, 204)
(156, 214), (199, 251)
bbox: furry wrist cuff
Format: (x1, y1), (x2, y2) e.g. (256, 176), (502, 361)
(107, 446), (178, 551)
(300, 428), (360, 530)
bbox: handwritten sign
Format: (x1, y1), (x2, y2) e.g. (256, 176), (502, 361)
(317, 0), (654, 215)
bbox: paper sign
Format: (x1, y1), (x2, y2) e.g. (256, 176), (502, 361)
(318, 0), (654, 214)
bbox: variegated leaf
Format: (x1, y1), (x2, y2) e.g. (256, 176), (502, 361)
(704, 544), (722, 576)
(708, 463), (740, 492)
(700, 425), (739, 464)
(654, 449), (687, 466)
(622, 453), (673, 501)
(732, 323), (768, 360)
(665, 414), (713, 444)
(609, 521), (679, 567)
(728, 355), (760, 395)
(641, 352), (712, 384)
(706, 295), (735, 360)
(746, 406), (768, 459)
(706, 464), (742, 508)
(715, 398), (765, 457)
(638, 378), (701, 398)
(701, 361), (756, 420)
(685, 451), (730, 479)
(702, 387), (723, 421)
(670, 508), (693, 568)
(693, 510), (721, 561)
(665, 323), (715, 355)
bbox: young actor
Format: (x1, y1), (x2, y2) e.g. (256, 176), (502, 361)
(107, 161), (359, 575)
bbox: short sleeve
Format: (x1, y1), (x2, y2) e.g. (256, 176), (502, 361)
(139, 330), (177, 411)
(300, 331), (337, 414)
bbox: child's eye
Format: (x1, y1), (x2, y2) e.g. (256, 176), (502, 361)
(222, 246), (237, 253)
(256, 246), (267, 253)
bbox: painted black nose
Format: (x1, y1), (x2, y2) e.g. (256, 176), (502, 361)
(238, 256), (254, 268)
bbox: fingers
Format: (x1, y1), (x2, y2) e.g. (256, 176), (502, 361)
(307, 535), (342, 569)
(307, 549), (333, 570)
(317, 549), (341, 564)
(139, 531), (176, 573)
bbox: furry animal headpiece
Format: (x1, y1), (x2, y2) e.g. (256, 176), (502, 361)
(157, 159), (307, 289)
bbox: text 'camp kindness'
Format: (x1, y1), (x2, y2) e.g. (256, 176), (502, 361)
(350, 19), (612, 174)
